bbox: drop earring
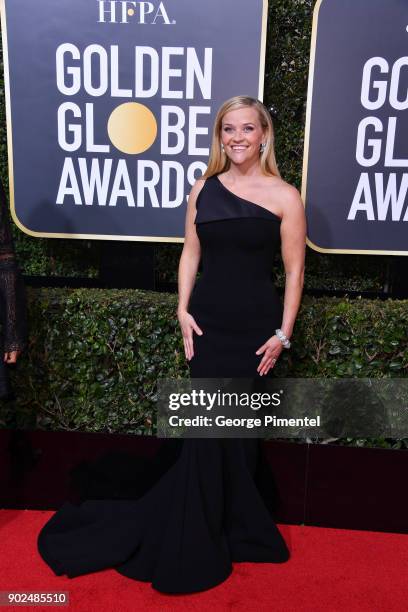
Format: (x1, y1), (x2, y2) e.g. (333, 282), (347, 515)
(259, 142), (266, 153)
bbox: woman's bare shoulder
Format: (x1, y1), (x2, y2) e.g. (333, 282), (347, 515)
(272, 180), (305, 228)
(270, 178), (303, 209)
(258, 176), (302, 218)
(266, 176), (300, 197)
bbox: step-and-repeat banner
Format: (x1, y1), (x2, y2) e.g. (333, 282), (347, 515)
(1, 0), (267, 241)
(303, 0), (408, 255)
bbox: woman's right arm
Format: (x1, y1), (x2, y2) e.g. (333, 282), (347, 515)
(177, 178), (206, 361)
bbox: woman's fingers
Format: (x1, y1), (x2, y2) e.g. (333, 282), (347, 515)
(179, 313), (203, 361)
(258, 358), (271, 375)
(188, 313), (203, 337)
(192, 322), (203, 336)
(255, 343), (267, 356)
(256, 336), (284, 375)
(4, 351), (19, 364)
(257, 349), (280, 375)
(257, 354), (269, 374)
(182, 336), (190, 361)
(186, 333), (194, 360)
(183, 328), (196, 360)
(183, 332), (193, 360)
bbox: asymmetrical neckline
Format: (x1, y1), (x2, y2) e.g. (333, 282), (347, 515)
(214, 174), (282, 223)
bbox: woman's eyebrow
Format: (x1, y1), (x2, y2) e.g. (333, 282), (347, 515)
(222, 122), (255, 126)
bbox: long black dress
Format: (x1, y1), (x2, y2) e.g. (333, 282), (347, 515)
(37, 173), (290, 593)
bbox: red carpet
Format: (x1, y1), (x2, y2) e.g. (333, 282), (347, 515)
(0, 510), (407, 611)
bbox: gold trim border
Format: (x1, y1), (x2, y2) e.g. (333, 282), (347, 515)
(258, 0), (269, 101)
(300, 0), (407, 256)
(0, 0), (269, 243)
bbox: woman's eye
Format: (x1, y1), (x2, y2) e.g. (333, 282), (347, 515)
(223, 126), (254, 132)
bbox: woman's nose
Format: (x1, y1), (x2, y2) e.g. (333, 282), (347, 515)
(232, 130), (245, 141)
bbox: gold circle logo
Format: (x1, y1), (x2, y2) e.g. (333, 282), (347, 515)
(107, 102), (157, 155)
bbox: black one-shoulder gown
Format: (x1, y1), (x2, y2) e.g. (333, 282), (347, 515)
(37, 174), (290, 593)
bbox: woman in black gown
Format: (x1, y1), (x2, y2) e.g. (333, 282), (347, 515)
(37, 96), (306, 593)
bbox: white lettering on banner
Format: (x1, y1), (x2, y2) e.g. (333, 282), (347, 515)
(80, 158), (112, 206)
(162, 47), (183, 98)
(347, 173), (408, 221)
(97, 1), (173, 25)
(188, 107), (211, 155)
(86, 104), (110, 153)
(58, 103), (82, 151)
(361, 56), (408, 110)
(56, 44), (80, 95)
(356, 117), (408, 167)
(135, 47), (159, 97)
(384, 117), (408, 166)
(136, 160), (160, 207)
(346, 55), (408, 222)
(161, 161), (184, 208)
(160, 106), (211, 155)
(56, 158), (82, 205)
(58, 103), (111, 152)
(57, 104), (210, 155)
(109, 159), (136, 206)
(55, 40), (213, 209)
(355, 117), (383, 167)
(160, 106), (185, 154)
(56, 158), (207, 207)
(111, 46), (132, 98)
(361, 57), (389, 110)
(56, 44), (212, 99)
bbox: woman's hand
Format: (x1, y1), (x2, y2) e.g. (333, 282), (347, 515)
(4, 350), (21, 364)
(255, 335), (283, 376)
(177, 310), (203, 361)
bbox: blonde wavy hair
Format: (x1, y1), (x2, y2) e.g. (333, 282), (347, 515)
(201, 95), (281, 180)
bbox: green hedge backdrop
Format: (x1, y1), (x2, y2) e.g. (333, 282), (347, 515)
(1, 288), (406, 449)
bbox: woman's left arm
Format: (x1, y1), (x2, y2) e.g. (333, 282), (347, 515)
(255, 185), (306, 375)
(279, 185), (306, 340)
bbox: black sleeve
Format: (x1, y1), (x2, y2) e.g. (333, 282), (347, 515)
(0, 179), (28, 353)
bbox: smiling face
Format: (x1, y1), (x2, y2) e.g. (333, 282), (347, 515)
(220, 106), (266, 166)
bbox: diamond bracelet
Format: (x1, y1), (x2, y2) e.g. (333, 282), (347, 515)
(275, 328), (291, 349)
